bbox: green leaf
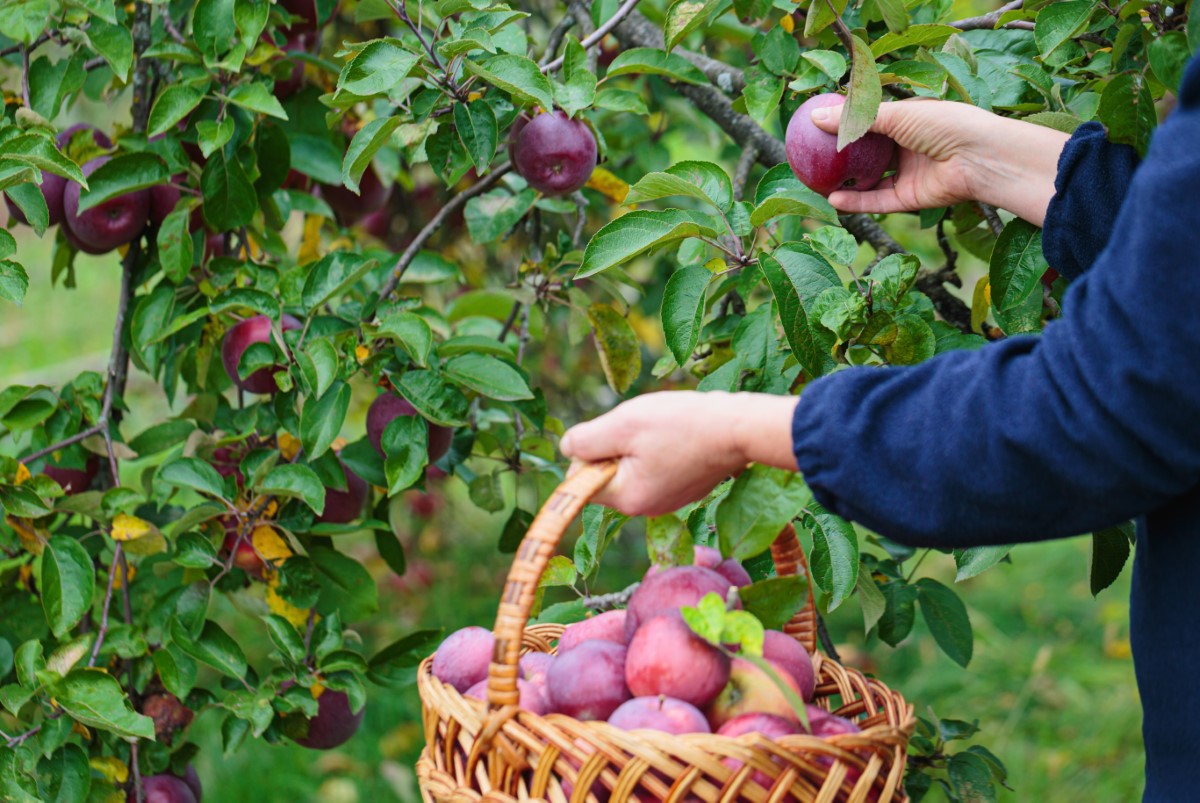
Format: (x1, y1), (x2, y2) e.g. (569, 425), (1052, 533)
(382, 416), (428, 495)
(886, 314), (936, 365)
(173, 531), (218, 569)
(86, 19), (133, 80)
(47, 669), (154, 739)
(750, 164), (838, 227)
(856, 570), (886, 634)
(197, 118), (236, 158)
(75, 153), (168, 214)
(646, 513), (691, 568)
(170, 619), (249, 679)
(37, 743), (90, 803)
(467, 471), (506, 513)
(301, 251), (379, 311)
(296, 338), (339, 398)
(803, 507), (858, 610)
(259, 464), (326, 515)
(540, 555), (578, 588)
(1023, 111), (1083, 134)
(802, 50), (848, 81)
(605, 47), (709, 85)
(0, 261), (29, 306)
(375, 311), (432, 367)
(587, 304), (641, 394)
(627, 160), (732, 211)
(0, 135), (86, 187)
(201, 148), (257, 230)
(661, 264), (710, 365)
(838, 35), (881, 151)
(555, 36), (596, 117)
(760, 251), (829, 379)
(367, 629), (442, 687)
(804, 0), (846, 36)
(664, 0), (722, 51)
(579, 210), (720, 278)
(311, 545), (379, 621)
(395, 370), (469, 426)
(464, 187), (536, 243)
(39, 537), (95, 639)
(0, 0), (53, 43)
(454, 100), (499, 174)
(264, 614), (307, 665)
(225, 81), (288, 120)
(337, 38), (419, 96)
(193, 0), (237, 54)
(1033, 0), (1095, 58)
(716, 465), (811, 561)
(916, 577), (973, 667)
(300, 381), (351, 461)
(872, 24), (956, 57)
(1097, 72), (1155, 156)
(954, 545), (1012, 582)
(877, 580), (917, 646)
(148, 85), (206, 137)
(444, 353), (533, 401)
(1090, 522), (1133, 596)
(5, 181), (48, 234)
(594, 87), (648, 114)
(156, 206), (193, 284)
(160, 457), (228, 499)
(343, 116), (402, 194)
(988, 219), (1046, 312)
(463, 54), (554, 110)
(739, 576), (808, 630)
(948, 751), (998, 803)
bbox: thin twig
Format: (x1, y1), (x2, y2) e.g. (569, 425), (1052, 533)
(87, 544), (123, 667)
(581, 582), (639, 611)
(161, 12), (187, 45)
(950, 0), (1024, 31)
(22, 425), (102, 464)
(732, 144), (758, 203)
(978, 202), (1005, 237)
(820, 0), (855, 54)
(392, 0), (465, 99)
(20, 45), (31, 108)
(497, 300), (522, 343)
(374, 164), (513, 305)
(571, 191), (588, 248)
(816, 614), (841, 662)
(538, 12), (576, 67)
(542, 0), (642, 73)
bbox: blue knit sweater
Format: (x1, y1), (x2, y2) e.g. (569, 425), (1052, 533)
(792, 58), (1200, 800)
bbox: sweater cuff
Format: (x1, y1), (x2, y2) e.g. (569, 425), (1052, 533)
(1043, 121), (1140, 281)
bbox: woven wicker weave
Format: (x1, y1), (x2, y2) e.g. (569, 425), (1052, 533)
(417, 461), (916, 802)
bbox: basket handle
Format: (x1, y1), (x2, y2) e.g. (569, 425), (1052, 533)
(484, 461), (818, 710)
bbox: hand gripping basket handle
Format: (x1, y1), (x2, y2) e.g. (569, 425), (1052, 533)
(483, 460), (818, 713)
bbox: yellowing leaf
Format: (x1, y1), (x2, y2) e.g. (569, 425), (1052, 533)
(89, 756), (129, 785)
(72, 721), (91, 740)
(780, 13), (795, 32)
(355, 344), (370, 362)
(266, 581), (311, 628)
(299, 215), (323, 264)
(252, 525), (293, 564)
(8, 514), (46, 555)
(278, 432), (302, 461)
(111, 513), (153, 541)
(112, 561), (136, 589)
(586, 167), (629, 204)
(15, 463), (31, 484)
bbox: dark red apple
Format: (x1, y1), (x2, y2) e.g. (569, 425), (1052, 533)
(316, 461), (368, 524)
(319, 164), (389, 226)
(131, 774), (197, 803)
(221, 528), (265, 578)
(366, 392), (453, 462)
(785, 93), (895, 197)
(1041, 268), (1060, 288)
(625, 564), (740, 640)
(762, 630), (816, 702)
(557, 609), (626, 654)
(608, 696), (711, 735)
(294, 688), (364, 749)
(177, 766), (202, 802)
(62, 157), (150, 253)
(625, 613), (730, 708)
(431, 626), (494, 693)
(282, 169), (312, 191)
(716, 713), (802, 797)
(545, 640), (630, 720)
(219, 314), (302, 394)
(43, 454), (101, 494)
(149, 181), (182, 227)
(510, 110), (597, 196)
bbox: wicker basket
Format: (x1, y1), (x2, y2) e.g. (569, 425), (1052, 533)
(416, 461), (916, 802)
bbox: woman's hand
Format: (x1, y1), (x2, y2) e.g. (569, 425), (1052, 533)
(811, 98), (1071, 226)
(559, 391), (800, 516)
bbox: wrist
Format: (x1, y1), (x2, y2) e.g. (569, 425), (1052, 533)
(727, 392), (801, 471)
(967, 116), (1070, 226)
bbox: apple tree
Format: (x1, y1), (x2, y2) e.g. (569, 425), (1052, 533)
(0, 0), (1189, 799)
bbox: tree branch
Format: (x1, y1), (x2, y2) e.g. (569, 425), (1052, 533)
(581, 581), (639, 611)
(542, 0), (642, 74)
(373, 163), (513, 305)
(950, 0), (1024, 31)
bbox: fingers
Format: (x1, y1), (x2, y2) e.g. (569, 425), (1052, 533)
(826, 178), (913, 214)
(560, 416), (619, 462)
(809, 97), (940, 141)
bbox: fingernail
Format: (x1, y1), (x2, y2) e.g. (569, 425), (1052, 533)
(560, 433), (572, 453)
(811, 108), (830, 122)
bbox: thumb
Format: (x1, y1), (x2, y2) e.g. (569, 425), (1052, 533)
(809, 100), (846, 135)
(559, 419), (616, 462)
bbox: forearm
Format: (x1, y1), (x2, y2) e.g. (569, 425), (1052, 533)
(966, 116), (1071, 227)
(729, 393), (801, 472)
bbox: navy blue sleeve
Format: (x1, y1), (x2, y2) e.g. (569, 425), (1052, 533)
(791, 57), (1200, 549)
(1041, 122), (1141, 281)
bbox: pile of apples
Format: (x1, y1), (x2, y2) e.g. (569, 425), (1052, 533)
(431, 546), (864, 794)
